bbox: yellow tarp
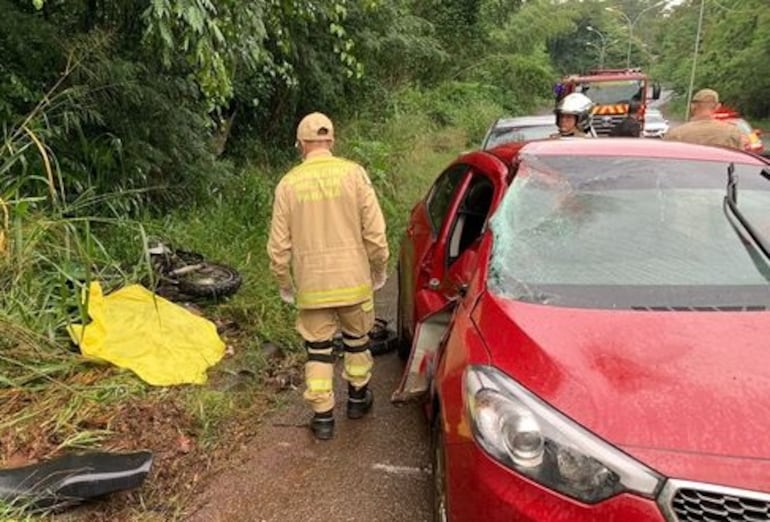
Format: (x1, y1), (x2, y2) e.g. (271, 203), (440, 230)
(68, 282), (225, 386)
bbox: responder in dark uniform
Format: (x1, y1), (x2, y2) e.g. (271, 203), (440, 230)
(610, 99), (642, 137)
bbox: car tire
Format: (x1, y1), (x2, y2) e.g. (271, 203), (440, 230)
(396, 262), (413, 361)
(432, 414), (449, 522)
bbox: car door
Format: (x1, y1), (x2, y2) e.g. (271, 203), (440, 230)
(394, 152), (508, 401)
(399, 164), (469, 342)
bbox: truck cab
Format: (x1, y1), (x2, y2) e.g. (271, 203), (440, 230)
(555, 68), (661, 137)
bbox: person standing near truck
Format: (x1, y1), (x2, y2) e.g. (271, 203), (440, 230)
(665, 89), (744, 149)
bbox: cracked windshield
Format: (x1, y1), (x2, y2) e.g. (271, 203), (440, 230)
(489, 155), (770, 308)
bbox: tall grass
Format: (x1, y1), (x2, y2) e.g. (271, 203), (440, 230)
(0, 74), (507, 518)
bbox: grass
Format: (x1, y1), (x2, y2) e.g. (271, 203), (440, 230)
(0, 83), (499, 519)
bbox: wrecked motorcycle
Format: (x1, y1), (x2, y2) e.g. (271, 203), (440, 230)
(148, 241), (242, 300)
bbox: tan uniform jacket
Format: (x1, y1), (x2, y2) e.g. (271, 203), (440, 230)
(267, 150), (389, 309)
(664, 117), (743, 149)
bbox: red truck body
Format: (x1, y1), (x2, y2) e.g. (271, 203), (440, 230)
(556, 68), (656, 136)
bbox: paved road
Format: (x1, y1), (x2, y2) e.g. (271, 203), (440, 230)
(185, 278), (433, 522)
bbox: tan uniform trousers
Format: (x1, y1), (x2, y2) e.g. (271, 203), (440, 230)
(298, 298), (375, 413)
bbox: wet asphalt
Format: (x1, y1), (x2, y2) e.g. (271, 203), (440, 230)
(185, 278), (433, 522)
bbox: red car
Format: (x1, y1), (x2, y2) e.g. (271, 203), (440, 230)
(393, 138), (770, 521)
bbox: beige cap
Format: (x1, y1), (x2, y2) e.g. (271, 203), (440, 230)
(296, 112), (334, 142)
(692, 88), (719, 104)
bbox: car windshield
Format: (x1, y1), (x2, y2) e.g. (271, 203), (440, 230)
(578, 80), (644, 105)
(488, 154), (770, 309)
(645, 112), (665, 123)
(486, 125), (556, 148)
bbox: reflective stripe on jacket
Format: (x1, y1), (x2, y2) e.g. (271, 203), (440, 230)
(267, 150), (389, 309)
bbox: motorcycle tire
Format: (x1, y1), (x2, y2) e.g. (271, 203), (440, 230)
(177, 262), (242, 299)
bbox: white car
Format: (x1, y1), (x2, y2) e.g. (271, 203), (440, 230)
(481, 115), (557, 149)
(643, 109), (669, 138)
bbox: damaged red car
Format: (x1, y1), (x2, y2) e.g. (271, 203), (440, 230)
(393, 138), (770, 521)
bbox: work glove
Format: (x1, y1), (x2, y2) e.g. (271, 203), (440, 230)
(372, 271), (387, 292)
(279, 286), (295, 305)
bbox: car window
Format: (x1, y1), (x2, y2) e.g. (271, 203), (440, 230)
(447, 174), (495, 264)
(426, 165), (467, 232)
(645, 113), (665, 123)
(488, 154), (770, 309)
(486, 125), (556, 149)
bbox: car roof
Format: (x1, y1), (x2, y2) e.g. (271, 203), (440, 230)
(485, 138), (767, 166)
(491, 115), (554, 129)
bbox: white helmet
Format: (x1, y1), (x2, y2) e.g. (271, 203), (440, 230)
(555, 92), (594, 132)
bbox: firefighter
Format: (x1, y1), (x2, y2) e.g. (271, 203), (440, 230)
(267, 112), (389, 440)
(664, 89), (744, 149)
(551, 92), (595, 138)
(610, 99), (642, 137)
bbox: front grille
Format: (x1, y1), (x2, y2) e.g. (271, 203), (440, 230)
(662, 482), (770, 522)
(590, 114), (626, 136)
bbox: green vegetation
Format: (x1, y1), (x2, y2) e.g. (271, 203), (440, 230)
(653, 0), (770, 119)
(2, 0), (765, 518)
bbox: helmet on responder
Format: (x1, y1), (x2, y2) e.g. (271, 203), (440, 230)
(554, 92), (594, 135)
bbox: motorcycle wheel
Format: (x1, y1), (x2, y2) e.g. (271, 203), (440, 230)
(177, 262), (242, 299)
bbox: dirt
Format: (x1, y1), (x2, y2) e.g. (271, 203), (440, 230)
(182, 277), (433, 522)
(1, 278), (428, 522)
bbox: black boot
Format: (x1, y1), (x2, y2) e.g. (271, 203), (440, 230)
(347, 384), (373, 419)
(311, 410), (335, 440)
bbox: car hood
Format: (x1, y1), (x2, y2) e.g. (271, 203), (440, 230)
(644, 123), (668, 131)
(475, 293), (770, 463)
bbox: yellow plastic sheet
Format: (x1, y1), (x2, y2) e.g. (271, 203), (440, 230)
(68, 282), (225, 386)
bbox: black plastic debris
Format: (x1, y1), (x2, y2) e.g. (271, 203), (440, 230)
(0, 450), (153, 512)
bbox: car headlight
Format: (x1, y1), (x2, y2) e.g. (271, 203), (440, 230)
(464, 365), (663, 504)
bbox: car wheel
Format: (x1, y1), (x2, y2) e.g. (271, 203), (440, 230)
(432, 414), (449, 522)
(396, 262), (413, 361)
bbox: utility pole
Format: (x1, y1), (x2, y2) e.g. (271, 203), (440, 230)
(685, 0), (707, 120)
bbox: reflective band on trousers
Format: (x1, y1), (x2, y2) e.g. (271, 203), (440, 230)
(297, 284), (373, 308)
(344, 363), (371, 378)
(307, 378), (333, 393)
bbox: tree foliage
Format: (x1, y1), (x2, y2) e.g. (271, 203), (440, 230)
(653, 0), (770, 118)
(1, 0), (607, 217)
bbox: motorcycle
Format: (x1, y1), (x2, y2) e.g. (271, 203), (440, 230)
(147, 241), (242, 301)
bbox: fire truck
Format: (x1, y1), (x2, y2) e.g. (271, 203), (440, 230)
(554, 68), (661, 136)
